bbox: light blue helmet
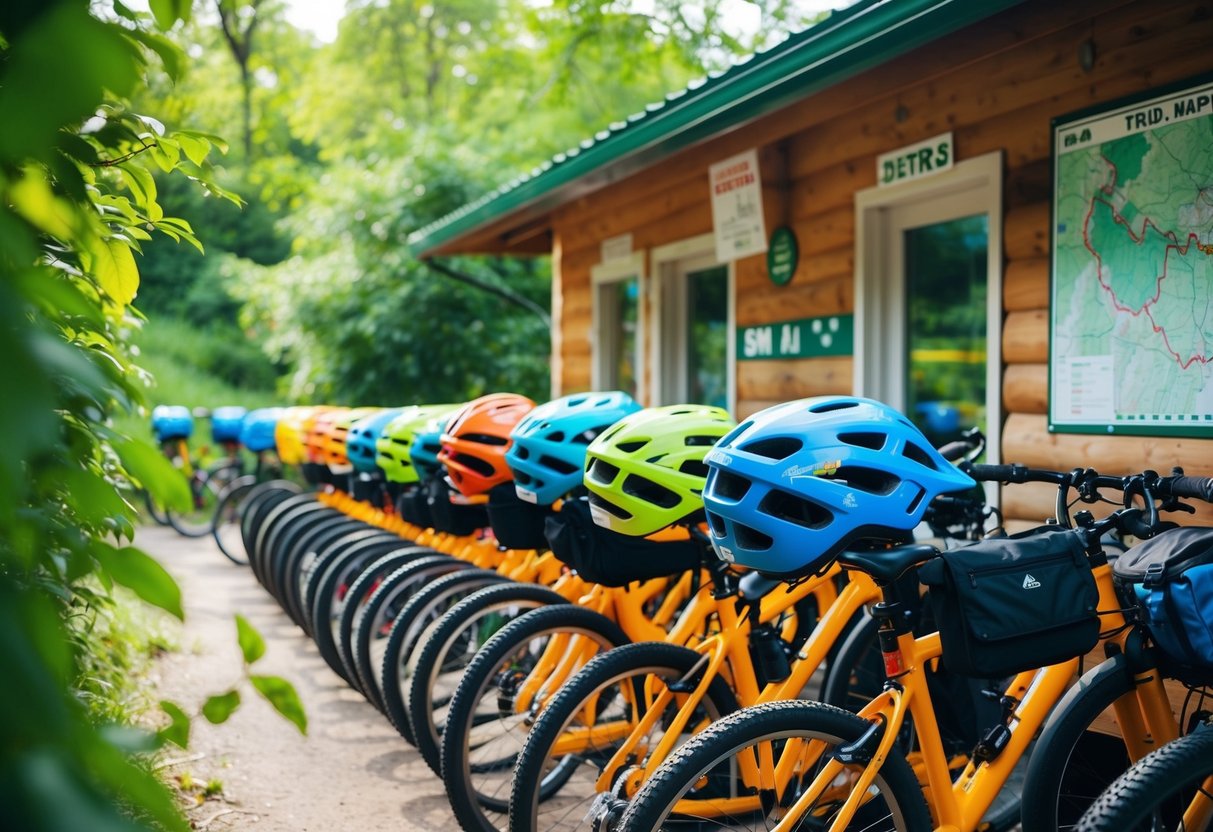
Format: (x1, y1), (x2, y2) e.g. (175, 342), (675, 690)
(702, 396), (975, 577)
(211, 406), (248, 444)
(506, 391), (641, 506)
(347, 407), (406, 474)
(410, 414), (456, 480)
(240, 407), (283, 453)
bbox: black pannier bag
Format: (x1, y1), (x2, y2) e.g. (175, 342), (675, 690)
(397, 483), (433, 528)
(918, 526), (1100, 678)
(543, 499), (703, 587)
(425, 477), (488, 536)
(486, 482), (553, 550)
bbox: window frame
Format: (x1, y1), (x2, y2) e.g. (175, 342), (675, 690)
(590, 251), (647, 398)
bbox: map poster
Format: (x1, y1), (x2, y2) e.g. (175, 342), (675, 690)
(710, 149), (767, 263)
(1050, 75), (1213, 437)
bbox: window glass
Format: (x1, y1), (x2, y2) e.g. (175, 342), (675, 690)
(904, 214), (988, 445)
(686, 265), (728, 409)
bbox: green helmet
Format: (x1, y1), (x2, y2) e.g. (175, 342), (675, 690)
(583, 404), (736, 536)
(375, 404), (461, 484)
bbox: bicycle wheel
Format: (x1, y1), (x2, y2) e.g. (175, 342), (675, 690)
(338, 549), (444, 695)
(441, 604), (630, 832)
(1075, 724), (1213, 832)
(404, 579), (563, 764)
(617, 700), (932, 832)
(509, 641), (740, 832)
(1020, 658), (1140, 832)
(351, 556), (469, 710)
(293, 529), (400, 634)
(143, 489), (171, 526)
(167, 465), (232, 537)
(237, 480), (303, 572)
(212, 475), (256, 565)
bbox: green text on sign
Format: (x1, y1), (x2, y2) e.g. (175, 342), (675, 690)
(737, 314), (854, 360)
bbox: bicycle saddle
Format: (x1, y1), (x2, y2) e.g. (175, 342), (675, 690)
(837, 544), (938, 583)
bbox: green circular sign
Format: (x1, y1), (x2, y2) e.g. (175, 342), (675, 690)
(767, 226), (798, 286)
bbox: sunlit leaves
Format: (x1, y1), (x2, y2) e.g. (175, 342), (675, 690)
(159, 700), (192, 748)
(201, 690), (241, 724)
(149, 0), (193, 32)
(87, 238), (140, 307)
(249, 675), (307, 735)
(234, 614), (266, 664)
(92, 543), (184, 620)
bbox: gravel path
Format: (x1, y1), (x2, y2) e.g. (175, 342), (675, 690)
(141, 525), (453, 831)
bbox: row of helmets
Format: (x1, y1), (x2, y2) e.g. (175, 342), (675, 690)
(267, 393), (974, 578)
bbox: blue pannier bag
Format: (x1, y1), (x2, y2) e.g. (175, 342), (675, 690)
(211, 406), (248, 444)
(1114, 527), (1213, 680)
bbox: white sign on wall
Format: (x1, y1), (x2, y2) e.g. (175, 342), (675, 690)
(600, 233), (633, 262)
(710, 149), (767, 262)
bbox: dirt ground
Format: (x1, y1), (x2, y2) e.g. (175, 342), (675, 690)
(141, 525), (454, 831)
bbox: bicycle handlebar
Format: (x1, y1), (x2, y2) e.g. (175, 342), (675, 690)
(1151, 473), (1213, 502)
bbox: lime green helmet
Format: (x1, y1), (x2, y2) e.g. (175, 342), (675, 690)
(375, 404), (461, 484)
(583, 404), (736, 536)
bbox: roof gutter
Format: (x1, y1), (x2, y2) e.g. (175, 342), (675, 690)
(409, 0), (1024, 258)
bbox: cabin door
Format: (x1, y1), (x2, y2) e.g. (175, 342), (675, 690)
(855, 151), (1004, 468)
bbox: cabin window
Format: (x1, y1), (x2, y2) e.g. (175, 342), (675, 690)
(651, 236), (735, 411)
(855, 151), (1003, 495)
(591, 252), (645, 398)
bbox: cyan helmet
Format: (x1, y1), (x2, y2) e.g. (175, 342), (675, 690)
(375, 404), (460, 483)
(702, 396), (976, 578)
(506, 391), (641, 506)
(151, 405), (193, 442)
(241, 407), (283, 453)
(347, 407), (406, 474)
(583, 404), (735, 536)
(211, 406), (248, 444)
(410, 412), (460, 480)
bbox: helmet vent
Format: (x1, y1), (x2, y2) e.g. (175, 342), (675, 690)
(515, 471), (534, 485)
(587, 491), (631, 519)
(622, 474), (680, 509)
(616, 440), (647, 453)
(572, 428), (600, 444)
(514, 446), (530, 460)
(453, 453), (495, 477)
(684, 435), (718, 447)
(906, 486), (926, 514)
(809, 400), (858, 414)
(833, 466), (898, 495)
(391, 437), (410, 446)
(587, 458), (620, 484)
(464, 432), (509, 447)
(679, 459), (709, 478)
(759, 490), (833, 530)
(902, 442), (939, 471)
(707, 511), (727, 537)
(539, 454), (579, 475)
(839, 432), (885, 451)
(546, 431), (566, 443)
(740, 437), (802, 460)
(735, 524), (774, 551)
(712, 471), (751, 501)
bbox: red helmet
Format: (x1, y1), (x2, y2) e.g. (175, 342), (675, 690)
(438, 393), (535, 496)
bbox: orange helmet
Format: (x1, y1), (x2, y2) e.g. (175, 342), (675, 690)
(306, 408), (349, 465)
(438, 393), (535, 496)
(276, 406), (334, 466)
(323, 407), (381, 469)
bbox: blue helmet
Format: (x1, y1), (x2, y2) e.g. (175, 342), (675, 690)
(347, 408), (406, 474)
(211, 406), (248, 444)
(151, 405), (193, 442)
(241, 407), (283, 453)
(410, 415), (454, 480)
(702, 396), (975, 577)
(506, 391), (641, 506)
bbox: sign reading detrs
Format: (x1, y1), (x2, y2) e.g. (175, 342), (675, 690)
(710, 149), (767, 262)
(877, 132), (953, 187)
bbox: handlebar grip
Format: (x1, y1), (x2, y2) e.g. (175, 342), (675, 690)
(937, 440), (973, 462)
(1119, 508), (1157, 540)
(1156, 475), (1213, 502)
(967, 463), (1024, 483)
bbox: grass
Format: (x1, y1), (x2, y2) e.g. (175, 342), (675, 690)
(115, 316), (281, 444)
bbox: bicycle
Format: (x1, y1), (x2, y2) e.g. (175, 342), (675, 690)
(612, 465), (1207, 832)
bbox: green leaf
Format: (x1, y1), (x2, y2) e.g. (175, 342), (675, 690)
(176, 134), (210, 166)
(201, 689), (241, 724)
(9, 166), (78, 240)
(93, 542), (184, 620)
(125, 29), (186, 82)
(158, 701), (191, 749)
(234, 614), (265, 665)
(250, 675), (307, 735)
(148, 0), (188, 30)
(110, 433), (192, 512)
(87, 237), (139, 307)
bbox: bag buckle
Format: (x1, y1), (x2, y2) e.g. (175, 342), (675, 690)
(1144, 562), (1166, 589)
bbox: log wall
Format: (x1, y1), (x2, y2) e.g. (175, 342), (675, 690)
(549, 0), (1213, 525)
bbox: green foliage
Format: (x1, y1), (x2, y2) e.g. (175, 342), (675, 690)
(249, 675), (307, 735)
(234, 614), (265, 664)
(158, 702), (191, 749)
(200, 690), (241, 725)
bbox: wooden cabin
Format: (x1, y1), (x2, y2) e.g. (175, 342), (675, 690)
(411, 0), (1213, 529)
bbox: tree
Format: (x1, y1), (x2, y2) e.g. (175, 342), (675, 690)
(215, 0), (268, 160)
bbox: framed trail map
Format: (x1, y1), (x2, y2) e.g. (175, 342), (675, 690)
(1050, 75), (1213, 437)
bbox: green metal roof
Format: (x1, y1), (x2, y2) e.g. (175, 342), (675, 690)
(409, 0), (1025, 257)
